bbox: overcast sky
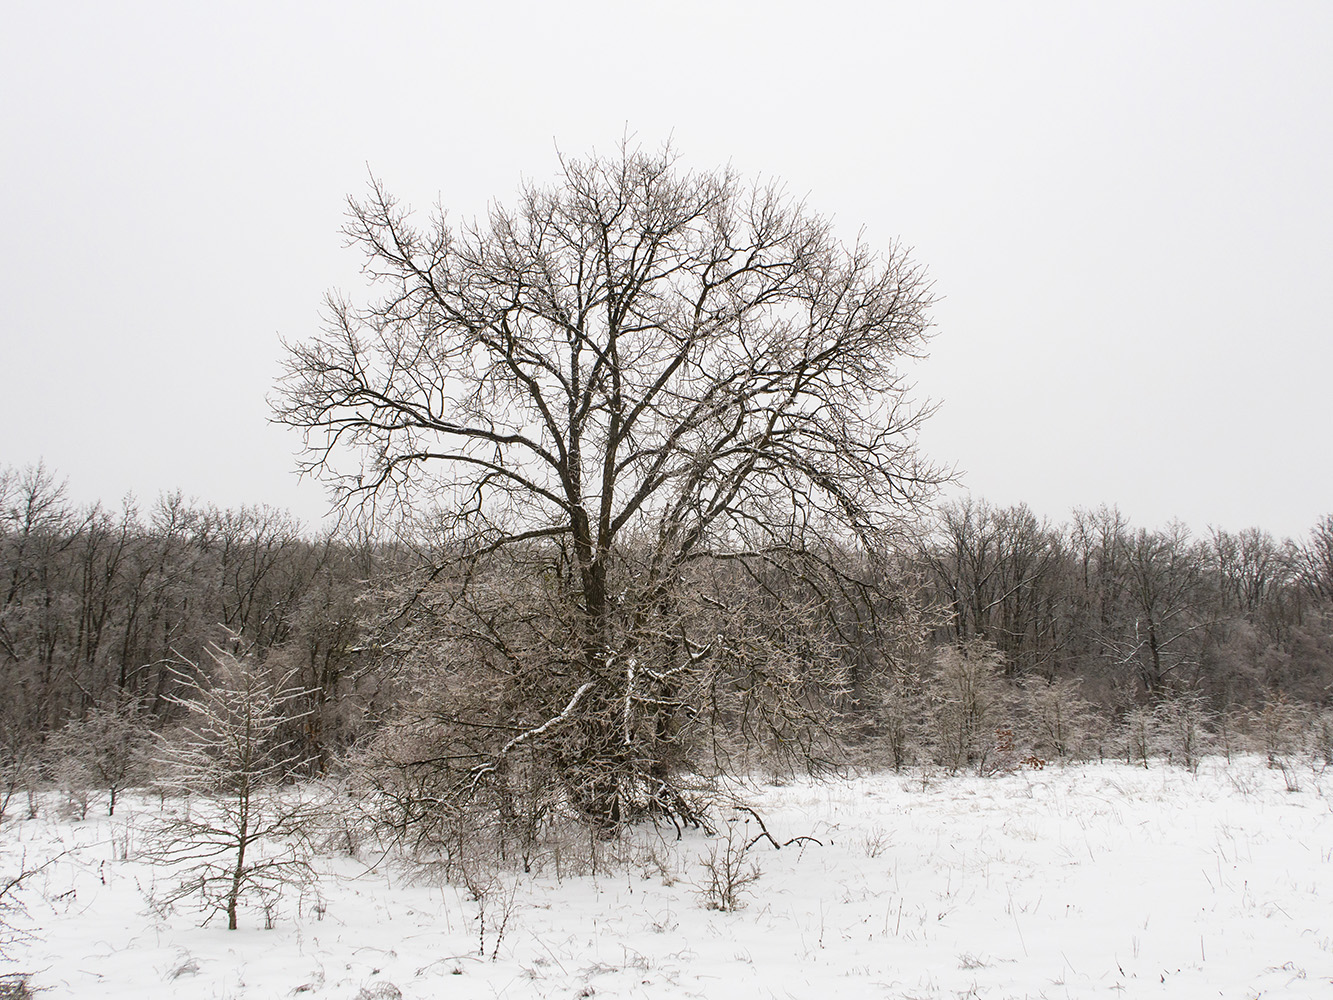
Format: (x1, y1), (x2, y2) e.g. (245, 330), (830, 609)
(2, 1), (1329, 540)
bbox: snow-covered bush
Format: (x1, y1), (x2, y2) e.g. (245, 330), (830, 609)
(1314, 709), (1333, 766)
(923, 640), (1009, 774)
(1252, 693), (1310, 777)
(0, 714), (40, 826)
(47, 694), (150, 817)
(861, 663), (927, 772)
(1152, 695), (1213, 772)
(1121, 707), (1155, 768)
(1019, 676), (1097, 761)
(348, 708), (552, 876)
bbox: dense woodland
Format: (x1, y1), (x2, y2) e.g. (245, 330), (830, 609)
(3, 461), (1330, 772)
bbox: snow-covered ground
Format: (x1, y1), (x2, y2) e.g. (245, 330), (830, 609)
(4, 756), (1332, 999)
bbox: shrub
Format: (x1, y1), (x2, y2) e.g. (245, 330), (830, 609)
(696, 821), (762, 912)
(924, 640), (1007, 774)
(47, 694), (150, 817)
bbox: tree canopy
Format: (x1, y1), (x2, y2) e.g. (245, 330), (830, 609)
(274, 142), (941, 827)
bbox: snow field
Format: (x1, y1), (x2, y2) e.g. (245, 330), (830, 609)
(3, 756), (1331, 999)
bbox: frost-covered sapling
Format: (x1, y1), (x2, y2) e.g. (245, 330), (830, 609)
(48, 694), (150, 817)
(925, 640), (1008, 774)
(0, 712), (40, 826)
(1254, 694), (1309, 790)
(1153, 695), (1212, 773)
(1122, 707), (1155, 768)
(148, 645), (318, 929)
(1022, 677), (1095, 761)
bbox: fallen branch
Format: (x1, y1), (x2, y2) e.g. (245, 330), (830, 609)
(731, 804), (824, 851)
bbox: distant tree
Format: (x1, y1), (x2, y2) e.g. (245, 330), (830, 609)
(47, 694), (149, 816)
(199, 504), (308, 649)
(275, 141), (940, 829)
(924, 639), (1007, 773)
(922, 499), (1066, 678)
(1295, 515), (1333, 605)
(0, 463), (83, 728)
(1066, 505), (1132, 679)
(278, 544), (371, 765)
(1209, 527), (1285, 619)
(0, 703), (41, 825)
(1116, 523), (1211, 695)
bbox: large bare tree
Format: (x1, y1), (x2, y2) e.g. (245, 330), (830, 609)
(274, 143), (939, 828)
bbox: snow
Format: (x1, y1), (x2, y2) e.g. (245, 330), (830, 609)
(4, 756), (1332, 998)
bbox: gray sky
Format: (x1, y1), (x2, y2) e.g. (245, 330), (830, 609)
(2, 1), (1329, 540)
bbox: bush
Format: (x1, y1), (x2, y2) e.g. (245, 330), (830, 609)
(1020, 677), (1096, 761)
(0, 717), (40, 827)
(1152, 696), (1212, 773)
(47, 694), (150, 817)
(923, 641), (1008, 774)
(1253, 694), (1310, 769)
(695, 821), (762, 912)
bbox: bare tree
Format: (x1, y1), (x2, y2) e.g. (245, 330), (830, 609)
(198, 504), (307, 649)
(47, 693), (150, 816)
(275, 141), (940, 829)
(1295, 515), (1333, 605)
(0, 705), (40, 826)
(0, 463), (85, 729)
(923, 639), (1008, 773)
(149, 644), (316, 929)
(1116, 523), (1211, 696)
(922, 499), (1066, 678)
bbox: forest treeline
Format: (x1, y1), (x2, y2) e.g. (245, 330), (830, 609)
(2, 462), (1331, 768)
